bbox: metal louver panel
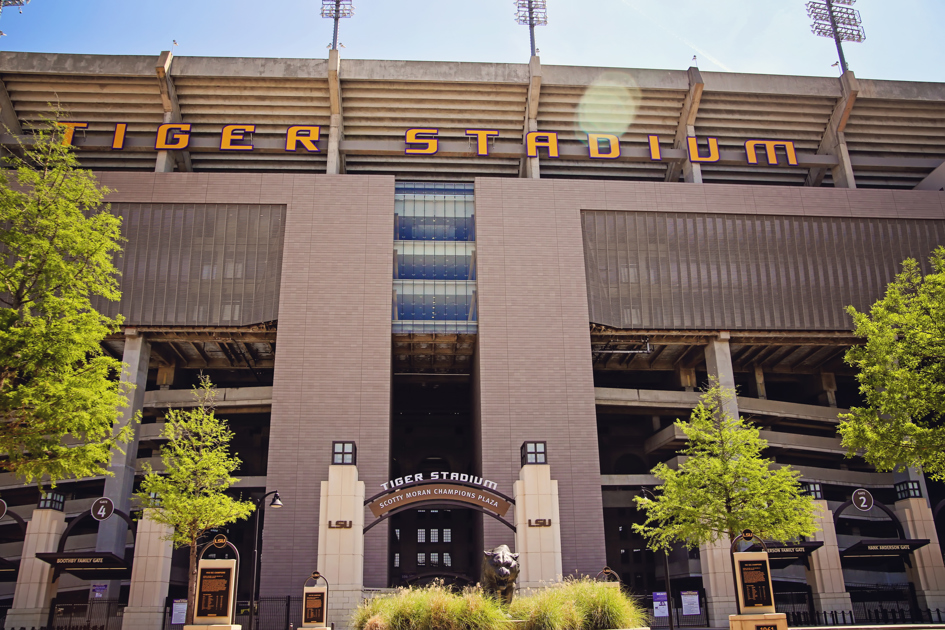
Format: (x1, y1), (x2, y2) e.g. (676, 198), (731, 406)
(582, 211), (945, 331)
(93, 203), (286, 326)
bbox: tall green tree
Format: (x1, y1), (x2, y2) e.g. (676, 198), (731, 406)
(137, 376), (254, 626)
(0, 118), (131, 486)
(839, 247), (945, 479)
(634, 382), (818, 550)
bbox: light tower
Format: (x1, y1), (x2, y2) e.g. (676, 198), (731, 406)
(806, 0), (865, 73)
(514, 0), (547, 58)
(321, 0), (354, 51)
(0, 0), (29, 34)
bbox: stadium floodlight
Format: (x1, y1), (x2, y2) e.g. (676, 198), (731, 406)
(321, 0), (354, 51)
(514, 0), (547, 58)
(806, 0), (865, 73)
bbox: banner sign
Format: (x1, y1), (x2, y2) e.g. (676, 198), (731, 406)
(367, 481), (511, 518)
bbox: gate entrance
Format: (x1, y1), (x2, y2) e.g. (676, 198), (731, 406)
(388, 375), (482, 587)
(389, 507), (476, 588)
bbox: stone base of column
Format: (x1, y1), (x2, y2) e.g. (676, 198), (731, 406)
(5, 607), (49, 628)
(812, 591), (852, 614)
(915, 589), (945, 611)
(122, 606), (167, 630)
(729, 612), (787, 630)
(706, 595), (738, 628)
(328, 586), (366, 630)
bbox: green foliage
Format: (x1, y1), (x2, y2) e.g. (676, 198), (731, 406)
(351, 580), (645, 630)
(839, 247), (945, 480)
(137, 375), (254, 624)
(352, 583), (508, 630)
(633, 382), (818, 549)
(0, 117), (130, 486)
(510, 578), (646, 630)
(137, 375), (255, 548)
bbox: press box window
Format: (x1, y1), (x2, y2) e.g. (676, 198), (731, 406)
(896, 481), (922, 500)
(802, 483), (824, 500)
(332, 442), (357, 465)
(521, 441), (547, 466)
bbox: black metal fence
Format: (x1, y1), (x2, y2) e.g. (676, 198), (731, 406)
(162, 596), (303, 630)
(641, 589), (709, 628)
(48, 599), (124, 630)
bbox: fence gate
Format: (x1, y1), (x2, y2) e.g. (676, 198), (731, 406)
(163, 596), (303, 630)
(849, 584), (920, 624)
(643, 589), (709, 628)
(49, 598), (124, 630)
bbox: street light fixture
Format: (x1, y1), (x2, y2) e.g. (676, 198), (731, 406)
(640, 487), (675, 630)
(248, 490), (283, 630)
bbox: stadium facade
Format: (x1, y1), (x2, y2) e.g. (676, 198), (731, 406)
(0, 49), (943, 629)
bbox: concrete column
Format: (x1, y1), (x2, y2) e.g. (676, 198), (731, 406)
(681, 125), (703, 183)
(813, 372), (838, 408)
(747, 364), (766, 399)
(704, 333), (739, 419)
(95, 331), (151, 600)
(6, 506), (67, 629)
(893, 469), (945, 610)
(831, 133), (857, 189)
(524, 118), (540, 179)
(155, 111), (176, 172)
(674, 366), (696, 392)
(699, 538), (737, 627)
(805, 500), (853, 614)
(122, 509), (174, 630)
(317, 465), (365, 630)
(327, 113), (343, 175)
(513, 464), (563, 588)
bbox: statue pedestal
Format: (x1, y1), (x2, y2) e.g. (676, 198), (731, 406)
(729, 613), (787, 630)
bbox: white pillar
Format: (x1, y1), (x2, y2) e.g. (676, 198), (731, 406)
(122, 509), (175, 630)
(699, 538), (737, 627)
(6, 505), (66, 629)
(513, 464), (562, 588)
(805, 500), (852, 614)
(317, 465), (365, 630)
(895, 497), (945, 610)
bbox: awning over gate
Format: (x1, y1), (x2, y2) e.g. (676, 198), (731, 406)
(0, 557), (19, 582)
(35, 551), (131, 580)
(748, 541), (824, 569)
(841, 539), (929, 559)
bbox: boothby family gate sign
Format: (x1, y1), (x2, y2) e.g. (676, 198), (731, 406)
(52, 121), (801, 168)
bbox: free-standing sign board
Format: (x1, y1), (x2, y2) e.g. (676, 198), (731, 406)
(303, 586), (328, 628)
(681, 591), (700, 616)
(733, 552), (775, 614)
(193, 559), (237, 625)
(653, 591), (669, 618)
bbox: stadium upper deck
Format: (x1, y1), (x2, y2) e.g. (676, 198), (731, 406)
(0, 51), (943, 189)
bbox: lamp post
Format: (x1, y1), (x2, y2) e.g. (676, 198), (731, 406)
(640, 487), (675, 630)
(248, 490), (283, 630)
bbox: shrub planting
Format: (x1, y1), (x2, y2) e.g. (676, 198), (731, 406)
(352, 579), (645, 630)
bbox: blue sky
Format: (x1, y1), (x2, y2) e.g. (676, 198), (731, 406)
(0, 0), (942, 82)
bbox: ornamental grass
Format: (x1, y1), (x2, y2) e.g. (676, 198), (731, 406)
(510, 578), (646, 630)
(351, 579), (646, 630)
(352, 583), (508, 630)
